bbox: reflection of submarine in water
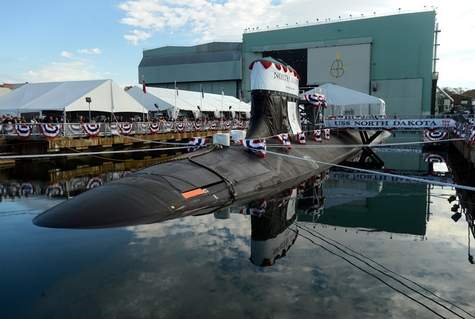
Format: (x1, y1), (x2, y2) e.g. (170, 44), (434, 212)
(249, 188), (299, 267)
(34, 58), (388, 229)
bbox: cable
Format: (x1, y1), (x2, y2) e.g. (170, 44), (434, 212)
(264, 138), (464, 148)
(266, 150), (475, 192)
(298, 224), (474, 319)
(0, 146), (191, 160)
(295, 231), (452, 319)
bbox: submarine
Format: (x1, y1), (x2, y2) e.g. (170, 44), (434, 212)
(34, 58), (388, 229)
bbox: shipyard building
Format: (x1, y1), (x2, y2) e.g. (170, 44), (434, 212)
(139, 11), (438, 116)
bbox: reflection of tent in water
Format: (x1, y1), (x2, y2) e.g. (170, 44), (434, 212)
(299, 180), (428, 237)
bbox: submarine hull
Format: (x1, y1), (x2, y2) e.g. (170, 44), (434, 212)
(33, 130), (386, 228)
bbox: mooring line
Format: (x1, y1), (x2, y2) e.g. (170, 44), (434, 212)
(0, 146), (193, 160)
(265, 138), (465, 148)
(266, 150), (475, 192)
(298, 224), (473, 319)
(296, 231), (451, 319)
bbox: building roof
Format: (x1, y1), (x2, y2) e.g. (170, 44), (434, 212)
(127, 86), (250, 115)
(0, 80), (147, 114)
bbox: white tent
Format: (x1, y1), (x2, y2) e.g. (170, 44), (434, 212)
(127, 86), (251, 119)
(0, 80), (147, 115)
(301, 83), (386, 116)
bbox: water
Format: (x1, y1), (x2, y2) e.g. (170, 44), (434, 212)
(0, 150), (474, 319)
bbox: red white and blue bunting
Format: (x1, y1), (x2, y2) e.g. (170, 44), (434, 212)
(240, 201), (267, 217)
(3, 124), (15, 135)
(68, 123), (83, 136)
(46, 183), (64, 197)
(20, 183), (34, 196)
(194, 121), (202, 130)
(175, 121), (185, 132)
(188, 137), (206, 152)
(15, 124), (31, 137)
(313, 129), (322, 142)
(86, 177), (103, 189)
(277, 133), (292, 149)
(297, 132), (306, 144)
(423, 129), (447, 142)
(150, 122), (160, 134)
(41, 123), (61, 138)
(424, 153), (445, 163)
(243, 139), (267, 158)
(304, 93), (327, 108)
(224, 121), (232, 129)
(83, 123), (101, 137)
(120, 123), (133, 135)
(210, 122), (217, 130)
(324, 128), (331, 140)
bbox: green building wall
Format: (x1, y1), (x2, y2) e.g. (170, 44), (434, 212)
(242, 11), (436, 115)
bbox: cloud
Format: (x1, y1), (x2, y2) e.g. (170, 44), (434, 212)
(60, 50), (74, 59)
(124, 29), (152, 45)
(25, 60), (103, 82)
(78, 48), (102, 55)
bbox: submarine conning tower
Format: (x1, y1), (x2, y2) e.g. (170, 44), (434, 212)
(247, 58), (301, 138)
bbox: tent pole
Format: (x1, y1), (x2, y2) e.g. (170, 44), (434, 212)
(63, 108), (67, 136)
(110, 80), (115, 122)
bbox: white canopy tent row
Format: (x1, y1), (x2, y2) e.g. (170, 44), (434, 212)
(300, 83), (386, 117)
(126, 86), (251, 120)
(0, 79), (147, 117)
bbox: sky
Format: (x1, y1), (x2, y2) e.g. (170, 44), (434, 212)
(0, 0), (474, 88)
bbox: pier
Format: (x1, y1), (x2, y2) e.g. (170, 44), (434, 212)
(0, 120), (247, 156)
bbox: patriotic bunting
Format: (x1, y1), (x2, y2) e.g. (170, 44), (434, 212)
(150, 122), (160, 134)
(40, 123), (61, 138)
(297, 132), (306, 144)
(46, 183), (64, 197)
(277, 133), (292, 149)
(120, 123), (133, 135)
(15, 124), (31, 137)
(424, 153), (445, 163)
(304, 93), (327, 108)
(324, 128), (331, 140)
(188, 137), (206, 152)
(423, 129), (447, 142)
(175, 121), (185, 132)
(313, 129), (322, 142)
(20, 183), (34, 196)
(243, 139), (266, 158)
(86, 177), (103, 189)
(83, 123), (101, 136)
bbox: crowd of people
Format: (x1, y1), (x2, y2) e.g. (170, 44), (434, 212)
(0, 114), (63, 124)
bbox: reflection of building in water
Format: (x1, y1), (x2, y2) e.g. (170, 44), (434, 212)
(250, 189), (298, 267)
(446, 147), (475, 264)
(298, 175), (429, 237)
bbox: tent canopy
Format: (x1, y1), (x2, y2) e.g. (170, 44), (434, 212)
(127, 86), (251, 118)
(301, 83), (386, 116)
(0, 80), (147, 114)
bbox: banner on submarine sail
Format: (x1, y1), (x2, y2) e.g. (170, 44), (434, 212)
(250, 60), (299, 96)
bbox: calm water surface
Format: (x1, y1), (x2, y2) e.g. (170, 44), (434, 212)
(0, 150), (474, 319)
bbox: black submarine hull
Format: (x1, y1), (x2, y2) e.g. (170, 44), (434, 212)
(33, 130), (386, 228)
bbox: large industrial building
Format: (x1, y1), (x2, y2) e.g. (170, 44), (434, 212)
(139, 11), (438, 116)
